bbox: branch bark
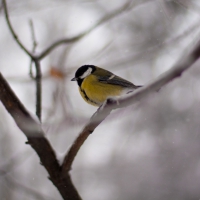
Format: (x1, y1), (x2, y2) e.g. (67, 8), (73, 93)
(61, 37), (200, 174)
(0, 73), (81, 200)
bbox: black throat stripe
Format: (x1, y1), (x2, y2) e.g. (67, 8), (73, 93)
(80, 88), (98, 106)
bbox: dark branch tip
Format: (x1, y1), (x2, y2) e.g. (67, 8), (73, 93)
(89, 130), (94, 134)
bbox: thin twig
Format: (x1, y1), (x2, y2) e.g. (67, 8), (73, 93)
(2, 0), (34, 59)
(2, 0), (42, 121)
(29, 19), (38, 53)
(61, 36), (200, 174)
(28, 20), (42, 121)
(29, 19), (38, 79)
(36, 0), (144, 60)
(34, 59), (42, 121)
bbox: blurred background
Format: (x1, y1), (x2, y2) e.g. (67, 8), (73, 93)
(0, 0), (200, 199)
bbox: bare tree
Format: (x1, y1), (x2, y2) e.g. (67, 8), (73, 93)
(0, 0), (200, 200)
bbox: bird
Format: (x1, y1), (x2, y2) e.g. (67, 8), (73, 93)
(71, 65), (140, 106)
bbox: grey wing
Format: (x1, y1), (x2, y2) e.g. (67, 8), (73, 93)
(98, 74), (139, 89)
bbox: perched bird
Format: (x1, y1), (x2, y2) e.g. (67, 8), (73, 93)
(71, 65), (140, 106)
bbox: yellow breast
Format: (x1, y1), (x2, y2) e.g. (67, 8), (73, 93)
(79, 75), (123, 106)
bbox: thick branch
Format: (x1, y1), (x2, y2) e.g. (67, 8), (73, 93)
(61, 38), (200, 174)
(0, 73), (81, 200)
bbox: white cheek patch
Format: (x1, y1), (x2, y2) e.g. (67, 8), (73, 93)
(80, 67), (92, 79)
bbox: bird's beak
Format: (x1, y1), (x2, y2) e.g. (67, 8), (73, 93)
(71, 77), (77, 81)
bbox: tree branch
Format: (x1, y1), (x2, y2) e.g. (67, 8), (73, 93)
(2, 0), (43, 121)
(2, 0), (141, 122)
(34, 59), (42, 121)
(0, 73), (81, 200)
(61, 37), (200, 174)
(2, 0), (34, 59)
(36, 0), (144, 60)
(29, 19), (38, 79)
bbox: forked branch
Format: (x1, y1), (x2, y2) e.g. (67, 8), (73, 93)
(0, 73), (81, 200)
(61, 37), (200, 174)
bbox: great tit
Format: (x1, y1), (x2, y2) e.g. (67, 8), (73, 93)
(71, 65), (140, 106)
